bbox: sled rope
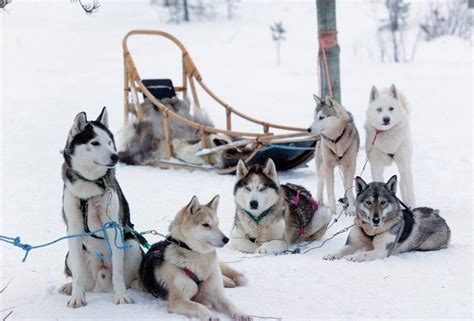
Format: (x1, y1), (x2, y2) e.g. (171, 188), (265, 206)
(0, 221), (130, 262)
(318, 30), (338, 98)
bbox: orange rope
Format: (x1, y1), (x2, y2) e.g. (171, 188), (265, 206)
(318, 30), (338, 98)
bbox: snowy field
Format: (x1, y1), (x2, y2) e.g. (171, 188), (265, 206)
(1, 1), (472, 320)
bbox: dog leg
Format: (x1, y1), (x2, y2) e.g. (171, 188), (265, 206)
(323, 164), (336, 214)
(344, 232), (395, 262)
(323, 227), (370, 260)
(341, 163), (356, 215)
(315, 150), (324, 203)
(229, 237), (259, 253)
(168, 292), (217, 321)
(220, 262), (248, 287)
(63, 191), (87, 308)
(122, 239), (143, 288)
(397, 161), (416, 208)
(307, 207), (332, 241)
(99, 188), (133, 304)
(370, 161), (384, 182)
(255, 240), (288, 254)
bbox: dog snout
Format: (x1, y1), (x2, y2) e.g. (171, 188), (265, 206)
(372, 215), (380, 225)
(383, 117), (390, 125)
(307, 127), (312, 133)
(222, 236), (229, 244)
(110, 154), (119, 165)
(250, 200), (259, 210)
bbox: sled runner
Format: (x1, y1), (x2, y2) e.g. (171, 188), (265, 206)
(122, 30), (317, 174)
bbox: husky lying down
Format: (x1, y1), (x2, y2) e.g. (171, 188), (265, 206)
(117, 96), (251, 168)
(229, 159), (332, 254)
(138, 195), (252, 321)
(324, 175), (450, 262)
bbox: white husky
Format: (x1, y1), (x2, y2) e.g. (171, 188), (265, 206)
(364, 84), (415, 207)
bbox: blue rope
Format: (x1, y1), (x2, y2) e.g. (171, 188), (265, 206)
(258, 144), (316, 152)
(0, 221), (131, 262)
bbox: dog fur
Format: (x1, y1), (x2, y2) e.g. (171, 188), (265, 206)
(58, 108), (143, 308)
(364, 84), (416, 207)
(138, 195), (252, 321)
(229, 159), (332, 254)
(324, 175), (450, 262)
(307, 95), (360, 215)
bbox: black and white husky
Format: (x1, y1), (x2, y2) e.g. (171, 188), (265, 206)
(229, 159), (332, 254)
(59, 107), (143, 308)
(324, 175), (450, 262)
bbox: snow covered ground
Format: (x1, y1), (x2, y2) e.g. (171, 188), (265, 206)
(1, 1), (472, 320)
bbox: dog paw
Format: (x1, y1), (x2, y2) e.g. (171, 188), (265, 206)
(67, 294), (86, 308)
(206, 314), (220, 321)
(255, 243), (281, 254)
(323, 254), (342, 260)
(232, 313), (253, 321)
(223, 275), (236, 288)
(113, 293), (134, 305)
(344, 254), (366, 262)
(58, 282), (73, 296)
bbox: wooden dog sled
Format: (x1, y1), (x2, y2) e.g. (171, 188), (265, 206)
(122, 30), (318, 174)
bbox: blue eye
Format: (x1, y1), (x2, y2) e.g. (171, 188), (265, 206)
(376, 107), (382, 112)
(91, 141), (100, 146)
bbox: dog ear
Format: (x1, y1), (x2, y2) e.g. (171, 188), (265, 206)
(370, 86), (379, 102)
(263, 158), (278, 181)
(389, 84), (398, 99)
(186, 195), (201, 215)
(96, 106), (109, 128)
(355, 176), (368, 195)
(326, 95), (346, 119)
(207, 195), (220, 212)
(313, 94), (322, 104)
(70, 112), (87, 136)
(236, 159), (249, 179)
(325, 95), (335, 107)
(385, 175), (398, 195)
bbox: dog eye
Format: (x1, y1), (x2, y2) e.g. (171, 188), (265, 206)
(389, 107), (394, 111)
(202, 223), (210, 228)
(259, 186), (267, 192)
(376, 107), (382, 112)
(245, 187), (251, 192)
(91, 141), (100, 146)
(319, 116), (325, 120)
(365, 200), (372, 206)
(380, 200), (387, 205)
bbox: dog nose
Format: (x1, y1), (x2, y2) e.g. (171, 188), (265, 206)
(110, 154), (119, 164)
(383, 117), (390, 125)
(372, 216), (380, 224)
(307, 128), (312, 133)
(222, 236), (229, 244)
(250, 200), (259, 209)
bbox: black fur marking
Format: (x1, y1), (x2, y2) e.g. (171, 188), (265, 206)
(398, 209), (415, 243)
(139, 241), (170, 299)
(233, 164), (279, 194)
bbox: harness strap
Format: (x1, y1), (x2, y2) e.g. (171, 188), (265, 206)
(322, 127), (346, 145)
(183, 267), (202, 286)
(165, 235), (193, 251)
(288, 189), (318, 236)
(243, 206), (274, 225)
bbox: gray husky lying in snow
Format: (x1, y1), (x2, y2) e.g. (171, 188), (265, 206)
(324, 175), (450, 262)
(230, 159), (332, 254)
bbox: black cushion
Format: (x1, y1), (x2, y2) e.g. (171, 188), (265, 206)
(142, 79), (176, 100)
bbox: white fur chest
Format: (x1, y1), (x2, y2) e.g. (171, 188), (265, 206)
(237, 210), (286, 243)
(65, 179), (104, 200)
(365, 121), (410, 155)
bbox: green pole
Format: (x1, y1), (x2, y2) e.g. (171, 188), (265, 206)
(316, 0), (341, 103)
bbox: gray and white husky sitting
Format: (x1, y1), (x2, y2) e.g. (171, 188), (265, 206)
(324, 175), (450, 262)
(229, 159), (332, 254)
(138, 195), (252, 321)
(307, 95), (360, 215)
(59, 108), (143, 307)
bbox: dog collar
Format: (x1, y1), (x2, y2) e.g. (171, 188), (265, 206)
(242, 206), (273, 225)
(165, 235), (193, 252)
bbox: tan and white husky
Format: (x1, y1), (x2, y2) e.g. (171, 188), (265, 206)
(138, 195), (252, 321)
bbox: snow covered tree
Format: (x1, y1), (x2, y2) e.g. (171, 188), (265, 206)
(378, 0), (410, 62)
(270, 21), (286, 65)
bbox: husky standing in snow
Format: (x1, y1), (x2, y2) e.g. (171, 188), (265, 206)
(229, 159), (332, 254)
(307, 95), (360, 215)
(59, 108), (143, 308)
(365, 84), (415, 207)
(324, 175), (450, 262)
(138, 195), (252, 321)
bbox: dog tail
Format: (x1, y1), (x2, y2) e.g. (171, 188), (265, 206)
(220, 262), (248, 288)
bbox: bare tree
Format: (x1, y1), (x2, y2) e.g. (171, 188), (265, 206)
(270, 21), (286, 65)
